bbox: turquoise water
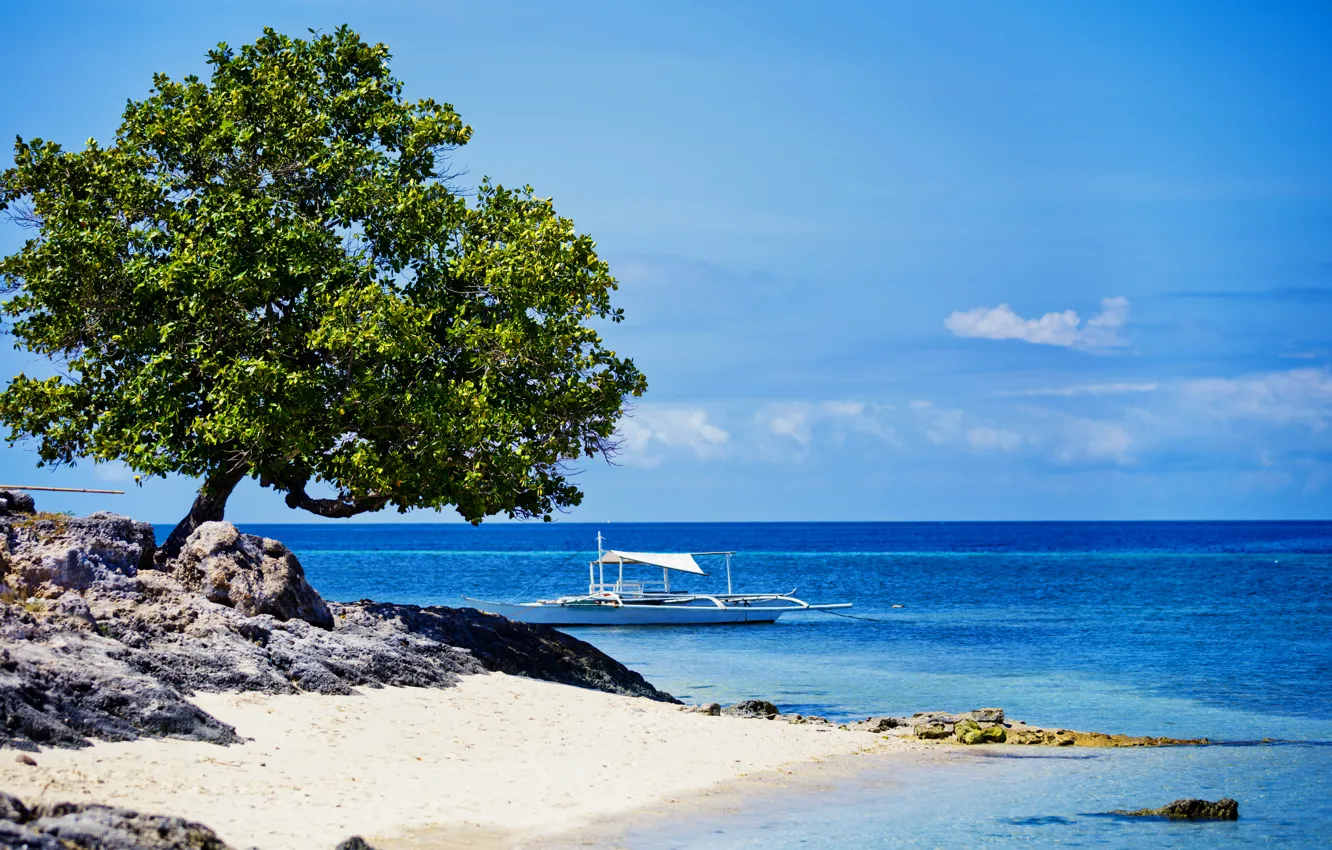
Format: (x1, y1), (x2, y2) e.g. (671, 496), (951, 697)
(232, 521), (1332, 847)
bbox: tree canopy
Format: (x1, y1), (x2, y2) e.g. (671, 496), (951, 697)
(0, 26), (646, 554)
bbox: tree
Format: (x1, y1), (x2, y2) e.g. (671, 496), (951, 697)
(0, 26), (646, 557)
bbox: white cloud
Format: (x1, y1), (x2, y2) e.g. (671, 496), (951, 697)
(967, 426), (1021, 451)
(908, 400), (966, 445)
(618, 407), (729, 467)
(1183, 368), (1332, 431)
(760, 400), (897, 455)
(821, 401), (866, 417)
(1050, 417), (1134, 465)
(945, 296), (1130, 349)
(995, 382), (1159, 398)
(766, 405), (813, 446)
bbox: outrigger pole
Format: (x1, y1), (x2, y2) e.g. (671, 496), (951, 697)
(0, 485), (125, 494)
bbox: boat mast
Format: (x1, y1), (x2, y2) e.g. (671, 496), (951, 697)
(596, 531), (605, 592)
(591, 531), (603, 594)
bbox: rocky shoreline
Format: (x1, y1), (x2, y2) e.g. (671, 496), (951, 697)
(0, 494), (671, 751)
(0, 496), (1224, 848)
(686, 700), (1210, 748)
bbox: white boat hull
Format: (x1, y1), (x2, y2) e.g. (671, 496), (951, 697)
(465, 598), (794, 626)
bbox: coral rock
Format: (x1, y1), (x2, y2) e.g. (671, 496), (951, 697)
(0, 490), (35, 516)
(723, 699), (780, 719)
(0, 793), (233, 849)
(1117, 798), (1239, 820)
(170, 522), (333, 629)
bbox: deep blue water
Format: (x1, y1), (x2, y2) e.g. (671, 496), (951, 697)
(228, 521), (1332, 847)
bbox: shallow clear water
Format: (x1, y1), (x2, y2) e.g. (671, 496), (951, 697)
(228, 521), (1332, 847)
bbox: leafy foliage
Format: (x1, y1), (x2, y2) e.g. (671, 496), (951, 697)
(0, 26), (645, 527)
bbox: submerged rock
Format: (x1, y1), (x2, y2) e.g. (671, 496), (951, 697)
(724, 699), (780, 719)
(1116, 798), (1239, 820)
(1006, 727), (1076, 746)
(0, 792), (232, 849)
(1004, 726), (1208, 748)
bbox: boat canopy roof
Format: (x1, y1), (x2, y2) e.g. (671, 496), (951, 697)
(594, 550), (707, 576)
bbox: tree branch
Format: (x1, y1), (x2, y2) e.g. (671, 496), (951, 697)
(284, 478), (389, 518)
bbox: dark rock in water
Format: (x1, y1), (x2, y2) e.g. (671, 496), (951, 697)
(335, 838), (378, 850)
(724, 699), (780, 719)
(0, 490), (35, 516)
(0, 515), (676, 749)
(0, 792), (233, 848)
(1117, 798), (1239, 820)
(170, 522), (334, 629)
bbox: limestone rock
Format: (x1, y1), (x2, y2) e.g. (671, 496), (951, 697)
(851, 716), (909, 732)
(1116, 798), (1239, 820)
(171, 522), (333, 629)
(0, 490), (35, 516)
(955, 717), (1007, 744)
(914, 721), (953, 740)
(977, 724), (1006, 743)
(0, 792), (29, 822)
(724, 699), (780, 719)
(1, 512), (156, 598)
(0, 623), (241, 749)
(1, 512), (676, 749)
(687, 702), (722, 716)
(0, 793), (234, 848)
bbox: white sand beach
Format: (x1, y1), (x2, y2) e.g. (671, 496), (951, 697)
(0, 673), (910, 848)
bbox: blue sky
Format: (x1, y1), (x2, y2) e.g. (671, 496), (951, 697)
(2, 1), (1330, 522)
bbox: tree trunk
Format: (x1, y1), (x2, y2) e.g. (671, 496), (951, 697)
(160, 467), (247, 562)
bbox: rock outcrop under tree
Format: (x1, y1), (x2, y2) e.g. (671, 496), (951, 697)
(0, 496), (674, 750)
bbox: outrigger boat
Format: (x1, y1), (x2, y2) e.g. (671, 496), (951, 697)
(464, 534), (852, 626)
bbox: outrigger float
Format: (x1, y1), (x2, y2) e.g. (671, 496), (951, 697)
(465, 534), (852, 626)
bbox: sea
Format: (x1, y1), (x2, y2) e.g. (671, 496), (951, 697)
(234, 521), (1332, 848)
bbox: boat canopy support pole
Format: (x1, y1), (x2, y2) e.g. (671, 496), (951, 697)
(726, 553), (733, 595)
(663, 568), (670, 593)
(594, 531), (604, 594)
